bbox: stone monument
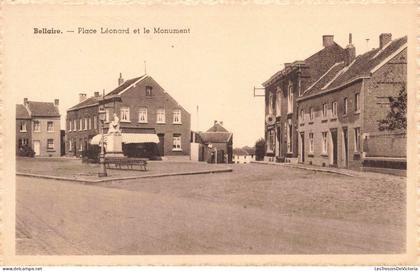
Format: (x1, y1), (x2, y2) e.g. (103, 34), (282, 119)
(106, 113), (124, 157)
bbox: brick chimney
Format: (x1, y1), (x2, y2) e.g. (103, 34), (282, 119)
(214, 120), (218, 125)
(23, 98), (28, 107)
(344, 33), (356, 66)
(322, 35), (334, 47)
(118, 73), (124, 86)
(220, 121), (223, 126)
(379, 33), (392, 49)
(94, 91), (100, 97)
(54, 99), (59, 106)
(79, 93), (87, 103)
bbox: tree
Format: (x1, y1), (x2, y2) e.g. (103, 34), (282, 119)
(254, 138), (266, 161)
(378, 85), (407, 131)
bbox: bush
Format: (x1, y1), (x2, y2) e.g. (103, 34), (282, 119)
(17, 145), (35, 157)
(82, 145), (101, 163)
(255, 138), (266, 161)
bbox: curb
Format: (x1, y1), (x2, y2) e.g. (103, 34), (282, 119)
(251, 161), (355, 177)
(16, 168), (233, 184)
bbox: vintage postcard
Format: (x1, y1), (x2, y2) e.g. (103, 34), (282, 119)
(0, 1), (418, 266)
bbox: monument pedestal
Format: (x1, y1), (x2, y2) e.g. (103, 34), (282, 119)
(105, 133), (124, 157)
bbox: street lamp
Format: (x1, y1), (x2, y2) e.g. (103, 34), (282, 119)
(98, 105), (107, 177)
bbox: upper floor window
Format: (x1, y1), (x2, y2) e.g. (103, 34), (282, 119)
(88, 118), (92, 130)
(332, 101), (337, 117)
(145, 86), (153, 96)
(79, 119), (83, 131)
(173, 109), (182, 124)
(47, 121), (54, 132)
(268, 92), (274, 115)
(322, 103), (328, 118)
(300, 109), (304, 122)
(309, 107), (314, 121)
(84, 118), (88, 130)
(157, 109), (165, 123)
(93, 116), (98, 129)
(138, 107), (148, 123)
(105, 109), (110, 123)
(287, 83), (294, 114)
(322, 132), (328, 154)
(120, 107), (130, 122)
(276, 87), (282, 117)
(33, 121), (40, 132)
(73, 120), (77, 131)
(20, 122), (27, 132)
(172, 134), (182, 151)
(69, 120), (72, 131)
(355, 93), (360, 112)
(343, 98), (348, 115)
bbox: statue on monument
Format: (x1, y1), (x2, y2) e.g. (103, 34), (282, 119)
(108, 113), (121, 135)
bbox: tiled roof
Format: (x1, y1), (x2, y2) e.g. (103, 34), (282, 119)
(301, 36), (407, 99)
(199, 132), (232, 144)
(106, 75), (146, 96)
(16, 104), (30, 119)
(27, 101), (60, 117)
(68, 96), (100, 111)
(206, 123), (229, 133)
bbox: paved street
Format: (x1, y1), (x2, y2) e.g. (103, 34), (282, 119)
(16, 162), (406, 255)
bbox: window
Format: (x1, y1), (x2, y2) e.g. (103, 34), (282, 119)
(300, 109), (304, 122)
(20, 122), (27, 132)
(47, 121), (54, 132)
(322, 103), (328, 118)
(33, 121), (40, 132)
(268, 92), (274, 115)
(105, 109), (110, 123)
(69, 140), (72, 151)
(332, 102), (337, 117)
(173, 109), (181, 124)
(18, 138), (28, 148)
(287, 122), (292, 153)
(322, 132), (328, 154)
(138, 107), (148, 123)
(355, 93), (360, 112)
(79, 119), (83, 131)
(73, 120), (77, 131)
(88, 118), (92, 130)
(47, 139), (54, 150)
(93, 116), (97, 129)
(79, 139), (83, 151)
(343, 98), (348, 115)
(276, 88), (282, 117)
(266, 129), (275, 153)
(69, 120), (72, 131)
(287, 83), (294, 114)
(157, 109), (165, 123)
(354, 127), (361, 153)
(145, 86), (153, 96)
(84, 118), (88, 130)
(309, 107), (314, 121)
(172, 134), (182, 151)
(309, 133), (314, 153)
(120, 107), (130, 122)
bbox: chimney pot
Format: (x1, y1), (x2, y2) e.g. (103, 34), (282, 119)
(214, 120), (218, 125)
(94, 91), (100, 97)
(118, 73), (124, 86)
(344, 33), (356, 66)
(23, 98), (28, 106)
(54, 99), (59, 106)
(379, 33), (392, 49)
(79, 93), (87, 103)
(220, 121), (223, 126)
(322, 35), (334, 47)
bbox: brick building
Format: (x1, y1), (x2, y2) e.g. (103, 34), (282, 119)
(66, 74), (191, 157)
(197, 121), (233, 163)
(16, 98), (61, 157)
(262, 35), (346, 163)
(297, 34), (407, 170)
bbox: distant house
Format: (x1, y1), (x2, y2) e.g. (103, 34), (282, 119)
(66, 73), (191, 158)
(16, 98), (61, 157)
(233, 148), (255, 164)
(197, 121), (233, 163)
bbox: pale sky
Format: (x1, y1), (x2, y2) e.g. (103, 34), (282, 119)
(4, 4), (414, 148)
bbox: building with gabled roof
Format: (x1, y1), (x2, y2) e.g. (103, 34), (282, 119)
(66, 73), (191, 158)
(16, 98), (61, 157)
(195, 121), (233, 163)
(262, 35), (346, 163)
(296, 33), (407, 172)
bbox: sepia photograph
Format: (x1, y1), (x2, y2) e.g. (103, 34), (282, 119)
(1, 2), (417, 266)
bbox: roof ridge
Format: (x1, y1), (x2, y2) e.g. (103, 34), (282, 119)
(303, 61), (344, 95)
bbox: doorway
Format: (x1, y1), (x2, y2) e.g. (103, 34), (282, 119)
(157, 133), (165, 156)
(343, 128), (349, 168)
(33, 140), (40, 156)
(300, 132), (305, 163)
(330, 129), (338, 166)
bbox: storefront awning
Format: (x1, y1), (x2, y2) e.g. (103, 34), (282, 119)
(90, 133), (160, 145)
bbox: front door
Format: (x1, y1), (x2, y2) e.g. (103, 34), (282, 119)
(33, 140), (40, 156)
(157, 133), (165, 156)
(300, 132), (305, 163)
(331, 130), (338, 166)
(343, 128), (348, 168)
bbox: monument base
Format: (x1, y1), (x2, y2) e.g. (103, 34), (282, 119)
(106, 133), (125, 158)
